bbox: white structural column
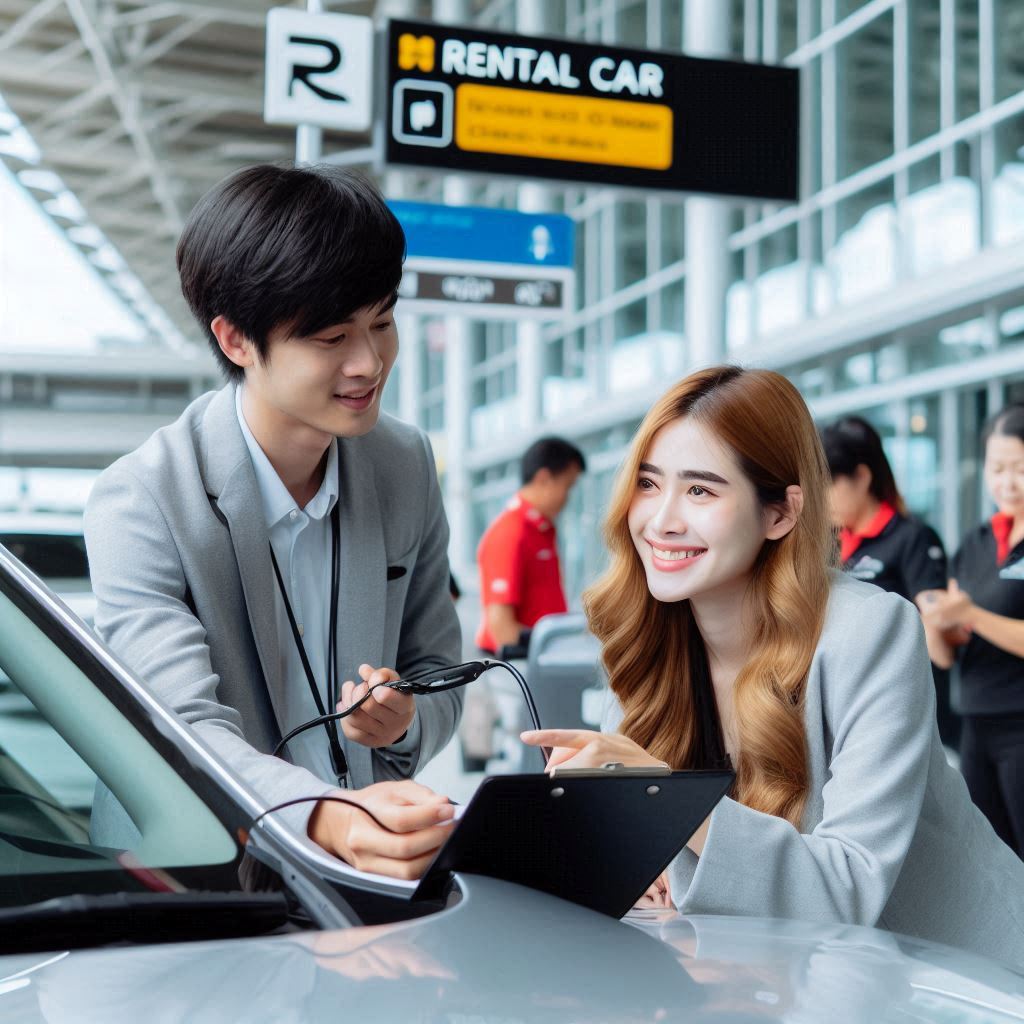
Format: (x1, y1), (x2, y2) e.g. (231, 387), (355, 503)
(515, 0), (548, 430)
(441, 180), (474, 580)
(516, 192), (546, 429)
(435, 0), (474, 581)
(397, 310), (423, 427)
(683, 0), (731, 369)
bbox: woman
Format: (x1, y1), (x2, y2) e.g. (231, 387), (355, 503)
(921, 404), (1024, 859)
(522, 366), (1024, 970)
(821, 416), (947, 601)
(820, 416), (958, 747)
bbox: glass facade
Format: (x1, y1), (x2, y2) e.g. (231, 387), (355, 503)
(391, 0), (1024, 598)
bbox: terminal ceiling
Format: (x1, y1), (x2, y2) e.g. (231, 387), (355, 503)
(0, 0), (462, 351)
(0, 1), (950, 352)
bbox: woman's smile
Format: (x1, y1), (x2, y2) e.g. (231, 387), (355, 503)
(647, 541), (708, 572)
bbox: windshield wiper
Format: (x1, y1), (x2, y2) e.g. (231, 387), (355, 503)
(0, 891), (290, 953)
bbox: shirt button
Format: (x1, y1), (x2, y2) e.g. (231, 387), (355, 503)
(289, 510), (299, 521)
(297, 624), (304, 637)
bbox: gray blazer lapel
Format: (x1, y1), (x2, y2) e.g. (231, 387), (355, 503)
(335, 435), (386, 784)
(198, 386), (286, 729)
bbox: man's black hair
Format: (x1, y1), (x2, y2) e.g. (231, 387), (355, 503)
(520, 436), (586, 486)
(176, 163), (406, 381)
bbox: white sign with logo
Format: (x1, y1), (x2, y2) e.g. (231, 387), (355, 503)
(264, 8), (373, 132)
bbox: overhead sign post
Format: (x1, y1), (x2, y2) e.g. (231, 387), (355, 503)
(384, 20), (798, 201)
(264, 8), (374, 134)
(389, 200), (575, 319)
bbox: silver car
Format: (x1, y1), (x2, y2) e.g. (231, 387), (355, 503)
(0, 545), (1021, 1023)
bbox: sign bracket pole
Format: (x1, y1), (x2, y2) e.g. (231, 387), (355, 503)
(294, 0), (324, 165)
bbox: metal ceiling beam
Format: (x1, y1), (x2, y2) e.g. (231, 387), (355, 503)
(36, 34), (88, 72)
(0, 53), (267, 111)
(125, 13), (212, 69)
(33, 79), (113, 131)
(0, 0), (64, 53)
(63, 0), (184, 232)
(0, 56), (95, 90)
(110, 0), (270, 30)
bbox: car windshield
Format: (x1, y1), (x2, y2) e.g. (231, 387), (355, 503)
(0, 557), (241, 906)
(0, 534), (88, 581)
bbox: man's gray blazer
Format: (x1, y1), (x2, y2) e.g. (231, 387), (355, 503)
(84, 384), (462, 836)
(605, 572), (1024, 970)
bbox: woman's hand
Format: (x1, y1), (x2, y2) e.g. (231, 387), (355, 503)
(920, 581), (976, 633)
(520, 728), (667, 773)
(340, 664), (415, 748)
(941, 579), (976, 629)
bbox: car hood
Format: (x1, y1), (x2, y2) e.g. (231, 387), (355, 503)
(0, 876), (1022, 1023)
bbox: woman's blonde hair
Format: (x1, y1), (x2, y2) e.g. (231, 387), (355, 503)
(584, 366), (835, 826)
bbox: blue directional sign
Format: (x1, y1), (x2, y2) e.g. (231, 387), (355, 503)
(388, 200), (575, 319)
(389, 200), (574, 268)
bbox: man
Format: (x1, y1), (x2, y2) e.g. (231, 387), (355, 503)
(85, 165), (462, 880)
(475, 437), (585, 653)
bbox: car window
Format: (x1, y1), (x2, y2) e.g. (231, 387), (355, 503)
(0, 534), (88, 580)
(0, 582), (238, 893)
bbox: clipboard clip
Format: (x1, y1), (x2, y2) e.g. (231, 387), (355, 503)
(548, 761), (672, 779)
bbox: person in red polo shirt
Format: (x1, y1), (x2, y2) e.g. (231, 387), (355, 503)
(821, 417), (956, 745)
(476, 436), (586, 654)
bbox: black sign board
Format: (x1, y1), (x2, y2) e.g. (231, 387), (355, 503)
(385, 19), (799, 201)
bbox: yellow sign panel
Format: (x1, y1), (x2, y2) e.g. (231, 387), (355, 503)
(455, 83), (673, 171)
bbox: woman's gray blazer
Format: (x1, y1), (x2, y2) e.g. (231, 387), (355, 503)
(604, 572), (1024, 970)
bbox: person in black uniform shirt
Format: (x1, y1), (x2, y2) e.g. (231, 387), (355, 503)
(921, 404), (1024, 858)
(821, 417), (957, 745)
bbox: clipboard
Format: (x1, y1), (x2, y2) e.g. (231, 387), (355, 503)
(412, 769), (734, 918)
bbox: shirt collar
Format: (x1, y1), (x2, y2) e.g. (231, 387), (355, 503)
(513, 492), (555, 533)
(838, 501), (896, 563)
(844, 501), (896, 540)
(991, 512), (1015, 565)
(235, 385), (338, 528)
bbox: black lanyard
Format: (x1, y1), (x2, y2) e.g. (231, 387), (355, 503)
(268, 499), (348, 785)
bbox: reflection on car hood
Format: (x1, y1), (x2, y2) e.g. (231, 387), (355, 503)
(1, 876), (1022, 1023)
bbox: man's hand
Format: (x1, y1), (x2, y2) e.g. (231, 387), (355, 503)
(520, 728), (667, 773)
(339, 664), (416, 748)
(307, 780), (455, 880)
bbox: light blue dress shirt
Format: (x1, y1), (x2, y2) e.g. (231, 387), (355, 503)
(235, 388), (419, 786)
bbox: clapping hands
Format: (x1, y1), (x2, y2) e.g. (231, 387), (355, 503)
(919, 579), (974, 645)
